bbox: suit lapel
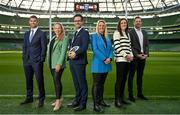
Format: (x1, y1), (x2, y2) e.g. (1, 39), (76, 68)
(53, 40), (59, 51)
(27, 31), (31, 44)
(98, 34), (106, 49)
(96, 33), (107, 56)
(72, 28), (83, 45)
(142, 30), (146, 49)
(30, 29), (39, 43)
(132, 29), (141, 48)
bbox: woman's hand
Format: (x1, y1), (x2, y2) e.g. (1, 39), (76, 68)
(126, 55), (133, 61)
(104, 58), (111, 64)
(55, 64), (61, 72)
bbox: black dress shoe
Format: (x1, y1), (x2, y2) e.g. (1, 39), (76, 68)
(20, 99), (33, 105)
(121, 100), (131, 105)
(137, 95), (148, 100)
(67, 101), (79, 108)
(94, 104), (104, 112)
(38, 101), (44, 108)
(115, 101), (123, 108)
(128, 96), (135, 102)
(73, 105), (86, 111)
(100, 101), (110, 107)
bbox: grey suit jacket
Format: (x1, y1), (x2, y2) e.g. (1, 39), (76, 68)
(129, 28), (149, 58)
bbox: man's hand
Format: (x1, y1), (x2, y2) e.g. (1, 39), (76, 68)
(142, 54), (148, 59)
(138, 54), (147, 60)
(68, 51), (76, 59)
(55, 64), (61, 72)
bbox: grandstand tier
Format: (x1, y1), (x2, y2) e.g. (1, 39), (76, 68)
(0, 14), (180, 51)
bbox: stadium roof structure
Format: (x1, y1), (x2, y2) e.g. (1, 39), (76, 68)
(0, 0), (180, 17)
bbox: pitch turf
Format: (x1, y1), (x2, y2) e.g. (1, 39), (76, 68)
(0, 51), (180, 114)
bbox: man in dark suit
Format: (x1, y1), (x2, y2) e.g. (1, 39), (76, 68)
(67, 14), (90, 111)
(20, 15), (47, 107)
(128, 16), (149, 102)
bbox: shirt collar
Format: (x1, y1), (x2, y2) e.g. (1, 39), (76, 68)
(76, 27), (83, 33)
(31, 27), (38, 33)
(134, 27), (141, 31)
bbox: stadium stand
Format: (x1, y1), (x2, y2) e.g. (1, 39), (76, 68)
(0, 14), (180, 51)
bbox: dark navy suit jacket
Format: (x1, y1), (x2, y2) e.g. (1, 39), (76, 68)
(23, 28), (48, 64)
(69, 28), (90, 65)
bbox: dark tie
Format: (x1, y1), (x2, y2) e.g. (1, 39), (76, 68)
(29, 30), (34, 43)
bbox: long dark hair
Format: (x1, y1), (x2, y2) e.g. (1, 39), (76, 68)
(117, 18), (129, 37)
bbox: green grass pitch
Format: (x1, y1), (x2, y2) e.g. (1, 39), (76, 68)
(0, 51), (180, 114)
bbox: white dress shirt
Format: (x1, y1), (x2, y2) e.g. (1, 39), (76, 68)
(76, 27), (82, 33)
(29, 27), (38, 42)
(30, 27), (38, 36)
(134, 27), (144, 53)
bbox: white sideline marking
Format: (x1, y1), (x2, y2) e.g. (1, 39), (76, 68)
(0, 51), (22, 53)
(0, 95), (180, 98)
(0, 95), (73, 97)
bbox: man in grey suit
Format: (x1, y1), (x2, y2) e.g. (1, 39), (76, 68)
(128, 16), (149, 102)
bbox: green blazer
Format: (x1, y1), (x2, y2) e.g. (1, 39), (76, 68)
(47, 36), (69, 69)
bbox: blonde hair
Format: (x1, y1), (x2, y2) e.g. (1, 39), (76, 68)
(53, 22), (65, 40)
(95, 20), (108, 39)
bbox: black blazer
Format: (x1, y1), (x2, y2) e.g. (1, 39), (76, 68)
(22, 28), (48, 63)
(129, 28), (149, 58)
(69, 28), (90, 65)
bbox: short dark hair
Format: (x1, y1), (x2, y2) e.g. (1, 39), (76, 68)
(73, 14), (84, 21)
(134, 16), (141, 21)
(29, 15), (38, 20)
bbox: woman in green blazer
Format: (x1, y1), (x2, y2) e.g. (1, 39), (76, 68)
(47, 23), (69, 111)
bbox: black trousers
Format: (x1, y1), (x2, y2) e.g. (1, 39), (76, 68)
(23, 61), (45, 102)
(50, 68), (64, 99)
(92, 73), (108, 105)
(128, 59), (146, 96)
(115, 62), (130, 101)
